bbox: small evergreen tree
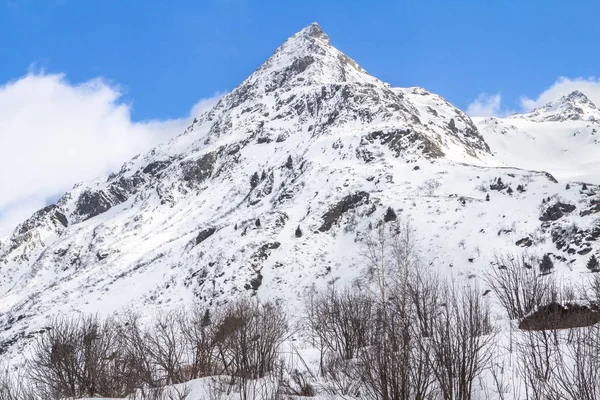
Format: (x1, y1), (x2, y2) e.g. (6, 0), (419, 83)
(565, 183), (571, 190)
(295, 225), (303, 238)
(384, 206), (397, 222)
(507, 187), (514, 195)
(583, 183), (589, 190)
(201, 309), (211, 327)
(587, 254), (600, 272)
(540, 254), (554, 274)
(255, 218), (261, 228)
(250, 172), (260, 189)
(485, 193), (490, 202)
(285, 155), (293, 170)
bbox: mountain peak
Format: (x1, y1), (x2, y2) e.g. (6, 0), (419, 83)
(561, 90), (594, 106)
(230, 22), (381, 94)
(510, 90), (600, 122)
(297, 22), (330, 44)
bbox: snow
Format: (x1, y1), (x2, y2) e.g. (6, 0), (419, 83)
(0, 22), (599, 399)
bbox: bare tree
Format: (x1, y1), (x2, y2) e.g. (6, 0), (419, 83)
(426, 283), (497, 400)
(356, 219), (436, 400)
(144, 312), (188, 386)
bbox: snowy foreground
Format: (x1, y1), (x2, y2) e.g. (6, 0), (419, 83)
(1, 22), (600, 399)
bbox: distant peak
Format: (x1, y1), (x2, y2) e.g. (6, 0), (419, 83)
(561, 90), (592, 104)
(509, 89), (600, 122)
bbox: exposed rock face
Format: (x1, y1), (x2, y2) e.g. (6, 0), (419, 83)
(519, 302), (600, 331)
(196, 228), (217, 245)
(540, 202), (576, 222)
(319, 192), (370, 232)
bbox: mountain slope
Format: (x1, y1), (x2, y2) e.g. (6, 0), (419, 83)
(1, 23), (600, 360)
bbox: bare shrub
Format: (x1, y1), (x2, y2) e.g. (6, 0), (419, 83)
(144, 312), (188, 386)
(279, 368), (315, 397)
(0, 368), (35, 400)
(180, 307), (221, 379)
(551, 326), (600, 400)
(118, 312), (158, 388)
(215, 299), (289, 380)
(27, 314), (140, 398)
(516, 325), (600, 400)
(305, 285), (374, 365)
(320, 354), (361, 398)
(484, 253), (552, 319)
(426, 283), (497, 400)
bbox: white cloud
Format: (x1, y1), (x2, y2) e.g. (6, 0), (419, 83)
(520, 76), (600, 111)
(466, 92), (504, 117)
(0, 72), (224, 236)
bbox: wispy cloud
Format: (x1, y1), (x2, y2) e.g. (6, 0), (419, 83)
(466, 92), (506, 117)
(0, 72), (224, 235)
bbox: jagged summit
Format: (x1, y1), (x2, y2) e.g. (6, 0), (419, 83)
(297, 22), (330, 44)
(510, 90), (600, 122)
(184, 22), (489, 160)
(225, 22), (381, 94)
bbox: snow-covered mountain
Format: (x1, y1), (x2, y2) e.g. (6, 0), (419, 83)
(1, 22), (600, 360)
(509, 90), (600, 122)
(474, 90), (600, 182)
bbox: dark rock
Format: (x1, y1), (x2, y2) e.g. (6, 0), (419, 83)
(519, 302), (600, 331)
(75, 191), (115, 221)
(319, 191), (370, 232)
(182, 152), (216, 185)
(516, 237), (533, 247)
(74, 173), (146, 221)
(142, 160), (171, 176)
(581, 200), (600, 217)
(490, 177), (507, 191)
(245, 272), (263, 292)
(365, 129), (445, 159)
(540, 202), (576, 222)
(196, 227), (216, 245)
(54, 211), (68, 228)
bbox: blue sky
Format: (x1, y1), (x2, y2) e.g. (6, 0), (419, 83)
(2, 0), (599, 120)
(1, 0), (600, 234)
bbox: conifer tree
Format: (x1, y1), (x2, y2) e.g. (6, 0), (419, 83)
(587, 254), (600, 272)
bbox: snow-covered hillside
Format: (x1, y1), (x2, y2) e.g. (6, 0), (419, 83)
(1, 22), (600, 373)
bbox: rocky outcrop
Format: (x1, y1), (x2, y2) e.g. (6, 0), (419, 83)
(519, 302), (600, 331)
(195, 227), (217, 245)
(319, 192), (370, 232)
(540, 202), (576, 222)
